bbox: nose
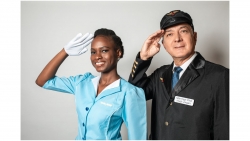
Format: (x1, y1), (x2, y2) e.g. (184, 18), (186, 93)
(95, 51), (102, 60)
(174, 33), (182, 42)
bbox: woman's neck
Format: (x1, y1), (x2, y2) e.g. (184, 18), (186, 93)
(99, 70), (120, 86)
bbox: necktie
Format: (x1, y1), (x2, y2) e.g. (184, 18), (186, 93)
(172, 67), (183, 89)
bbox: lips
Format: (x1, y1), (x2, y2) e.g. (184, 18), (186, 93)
(95, 62), (105, 67)
(174, 45), (184, 48)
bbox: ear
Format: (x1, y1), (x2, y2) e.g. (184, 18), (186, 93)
(194, 32), (197, 45)
(116, 49), (122, 58)
(194, 32), (197, 46)
(194, 32), (197, 40)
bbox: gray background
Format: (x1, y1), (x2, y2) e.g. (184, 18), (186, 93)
(21, 1), (229, 140)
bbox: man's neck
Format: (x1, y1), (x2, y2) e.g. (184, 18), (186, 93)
(173, 52), (195, 66)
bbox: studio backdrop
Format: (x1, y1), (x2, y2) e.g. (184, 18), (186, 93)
(21, 1), (229, 140)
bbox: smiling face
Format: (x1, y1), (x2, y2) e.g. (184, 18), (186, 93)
(162, 23), (197, 62)
(90, 35), (121, 73)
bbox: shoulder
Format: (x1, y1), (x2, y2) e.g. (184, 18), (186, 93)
(73, 72), (95, 84)
(120, 78), (142, 90)
(199, 60), (229, 84)
(195, 52), (228, 73)
(120, 78), (145, 98)
(152, 64), (172, 76)
(73, 72), (94, 80)
(204, 60), (229, 74)
(158, 64), (171, 71)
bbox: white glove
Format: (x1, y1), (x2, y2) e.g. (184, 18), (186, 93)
(64, 32), (94, 56)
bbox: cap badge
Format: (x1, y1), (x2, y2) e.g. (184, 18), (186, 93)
(166, 10), (180, 16)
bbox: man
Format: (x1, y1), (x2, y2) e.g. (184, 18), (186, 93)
(128, 10), (229, 140)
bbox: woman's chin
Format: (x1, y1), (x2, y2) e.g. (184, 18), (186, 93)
(95, 68), (104, 73)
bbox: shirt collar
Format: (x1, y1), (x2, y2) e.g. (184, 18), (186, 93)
(91, 76), (120, 94)
(173, 52), (197, 78)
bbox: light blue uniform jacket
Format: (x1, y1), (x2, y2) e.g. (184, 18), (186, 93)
(42, 72), (147, 140)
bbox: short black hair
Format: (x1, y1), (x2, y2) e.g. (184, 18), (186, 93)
(94, 28), (124, 58)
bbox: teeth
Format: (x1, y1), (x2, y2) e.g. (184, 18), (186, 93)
(96, 62), (104, 66)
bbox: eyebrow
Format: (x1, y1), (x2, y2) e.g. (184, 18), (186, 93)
(165, 25), (189, 32)
(165, 29), (172, 33)
(179, 26), (189, 30)
(91, 46), (110, 50)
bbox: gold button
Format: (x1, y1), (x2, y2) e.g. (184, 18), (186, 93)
(170, 102), (172, 105)
(165, 122), (169, 126)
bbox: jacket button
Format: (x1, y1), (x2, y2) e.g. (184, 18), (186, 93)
(85, 107), (89, 111)
(82, 123), (85, 126)
(165, 122), (169, 126)
(170, 102), (173, 106)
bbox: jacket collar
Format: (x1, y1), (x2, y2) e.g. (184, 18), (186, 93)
(91, 76), (121, 101)
(190, 52), (205, 69)
(162, 51), (206, 100)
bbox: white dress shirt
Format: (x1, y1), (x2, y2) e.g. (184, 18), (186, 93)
(173, 52), (197, 79)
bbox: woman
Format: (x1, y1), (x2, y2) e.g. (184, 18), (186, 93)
(35, 28), (147, 140)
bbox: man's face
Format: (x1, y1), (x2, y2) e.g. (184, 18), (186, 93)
(162, 23), (197, 61)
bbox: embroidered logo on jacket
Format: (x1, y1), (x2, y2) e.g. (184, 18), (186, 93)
(100, 101), (112, 107)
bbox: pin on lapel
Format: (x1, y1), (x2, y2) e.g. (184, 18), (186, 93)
(160, 77), (164, 83)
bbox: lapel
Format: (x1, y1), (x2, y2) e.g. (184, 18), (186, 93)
(170, 52), (206, 98)
(95, 80), (122, 102)
(170, 66), (199, 98)
(95, 87), (121, 101)
(162, 63), (174, 96)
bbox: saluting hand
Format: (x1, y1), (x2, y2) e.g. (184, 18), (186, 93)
(140, 30), (164, 60)
(64, 33), (94, 56)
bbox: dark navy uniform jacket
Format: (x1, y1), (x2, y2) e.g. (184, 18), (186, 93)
(128, 52), (229, 140)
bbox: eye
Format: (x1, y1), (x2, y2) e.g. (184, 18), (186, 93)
(166, 33), (172, 37)
(102, 49), (108, 53)
(90, 51), (95, 54)
(181, 30), (188, 33)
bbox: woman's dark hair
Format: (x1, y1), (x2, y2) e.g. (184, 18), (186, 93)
(94, 28), (124, 58)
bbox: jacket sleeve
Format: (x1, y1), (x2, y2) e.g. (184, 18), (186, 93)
(128, 52), (155, 100)
(122, 87), (147, 140)
(42, 72), (91, 94)
(213, 68), (229, 139)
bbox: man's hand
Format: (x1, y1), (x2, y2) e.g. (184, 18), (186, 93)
(64, 32), (94, 56)
(140, 30), (164, 60)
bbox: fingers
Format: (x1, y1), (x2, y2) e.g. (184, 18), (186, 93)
(74, 32), (90, 44)
(147, 30), (164, 41)
(79, 47), (88, 55)
(82, 38), (93, 47)
(72, 33), (83, 42)
(73, 33), (93, 47)
(77, 38), (93, 55)
(81, 33), (94, 44)
(79, 39), (93, 54)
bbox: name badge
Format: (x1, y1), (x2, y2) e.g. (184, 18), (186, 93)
(174, 96), (194, 106)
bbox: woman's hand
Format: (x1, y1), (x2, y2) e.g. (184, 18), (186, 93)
(64, 32), (94, 56)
